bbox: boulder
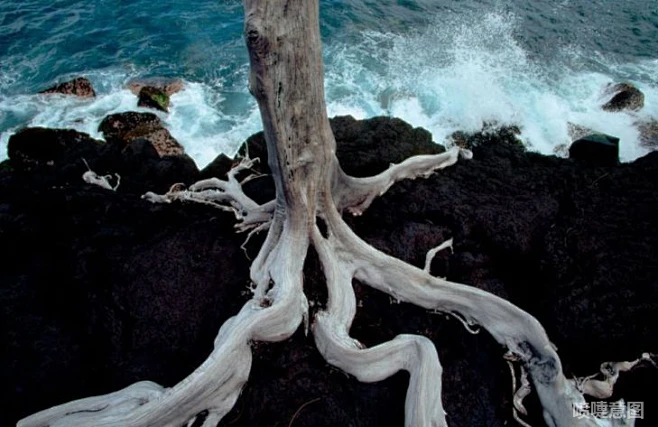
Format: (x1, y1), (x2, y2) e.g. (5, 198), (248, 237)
(602, 82), (644, 112)
(138, 86), (170, 113)
(99, 112), (184, 157)
(5, 124), (197, 194)
(569, 133), (620, 167)
(199, 153), (235, 180)
(39, 77), (96, 98)
(7, 127), (104, 171)
(128, 78), (184, 97)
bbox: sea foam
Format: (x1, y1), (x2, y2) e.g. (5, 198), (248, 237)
(1, 11), (657, 168)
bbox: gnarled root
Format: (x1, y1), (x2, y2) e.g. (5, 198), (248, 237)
(576, 353), (657, 399)
(309, 204), (622, 427)
(311, 225), (447, 426)
(142, 158), (275, 232)
(334, 146), (471, 215)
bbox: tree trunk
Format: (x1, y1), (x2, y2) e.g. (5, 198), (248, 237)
(18, 2), (644, 427)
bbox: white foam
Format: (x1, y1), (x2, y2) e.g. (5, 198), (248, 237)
(322, 11), (658, 162)
(0, 70), (260, 169)
(166, 81), (260, 169)
(2, 11), (657, 168)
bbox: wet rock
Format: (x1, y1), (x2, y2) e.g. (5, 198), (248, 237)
(138, 86), (170, 113)
(636, 119), (658, 148)
(128, 78), (184, 97)
(39, 77), (96, 98)
(602, 82), (644, 112)
(99, 112), (184, 157)
(569, 133), (620, 167)
(5, 122), (197, 195)
(449, 122), (522, 151)
(114, 138), (199, 194)
(567, 122), (596, 141)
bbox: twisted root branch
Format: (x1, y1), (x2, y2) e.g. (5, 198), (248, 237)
(334, 147), (471, 216)
(142, 158), (275, 232)
(576, 353), (657, 399)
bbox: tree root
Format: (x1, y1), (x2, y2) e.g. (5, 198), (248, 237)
(311, 225), (447, 426)
(81, 159), (120, 191)
(334, 147), (472, 216)
(310, 203), (634, 427)
(576, 353), (657, 399)
(142, 158), (275, 232)
(424, 238), (453, 274)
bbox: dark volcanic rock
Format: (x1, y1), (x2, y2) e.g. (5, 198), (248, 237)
(6, 124), (197, 194)
(569, 133), (620, 167)
(449, 123), (523, 151)
(138, 86), (170, 113)
(239, 115), (445, 177)
(99, 112), (184, 157)
(39, 77), (96, 98)
(2, 117), (658, 427)
(602, 82), (645, 112)
(7, 128), (106, 180)
(199, 153), (235, 180)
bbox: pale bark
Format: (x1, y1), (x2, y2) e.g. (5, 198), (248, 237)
(19, 2), (649, 427)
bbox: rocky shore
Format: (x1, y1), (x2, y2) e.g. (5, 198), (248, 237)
(2, 80), (658, 426)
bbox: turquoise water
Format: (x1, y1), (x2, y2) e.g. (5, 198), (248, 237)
(1, 0), (658, 166)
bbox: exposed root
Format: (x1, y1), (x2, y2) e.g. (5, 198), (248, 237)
(240, 221), (272, 260)
(311, 225), (447, 427)
(142, 158), (275, 232)
(81, 159), (121, 191)
(334, 147), (472, 216)
(576, 353), (657, 399)
(424, 238), (454, 273)
(448, 311), (480, 335)
(507, 361), (532, 427)
(317, 205), (618, 427)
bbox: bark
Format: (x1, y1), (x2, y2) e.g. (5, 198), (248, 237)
(18, 2), (647, 427)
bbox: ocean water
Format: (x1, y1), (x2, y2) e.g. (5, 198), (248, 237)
(1, 0), (657, 168)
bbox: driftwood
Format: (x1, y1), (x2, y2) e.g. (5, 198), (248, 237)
(19, 2), (650, 427)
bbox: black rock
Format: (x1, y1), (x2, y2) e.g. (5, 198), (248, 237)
(569, 133), (620, 167)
